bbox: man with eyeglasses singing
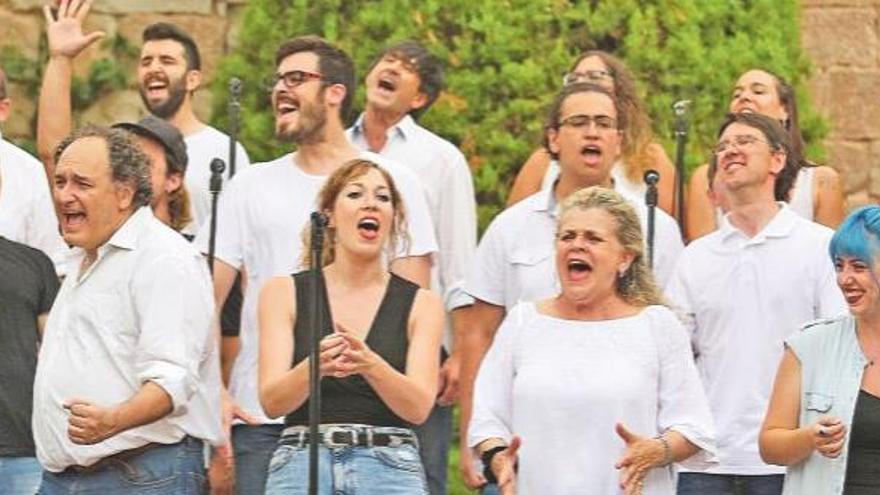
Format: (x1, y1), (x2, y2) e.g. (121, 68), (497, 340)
(195, 35), (437, 494)
(458, 82), (683, 492)
(665, 112), (846, 495)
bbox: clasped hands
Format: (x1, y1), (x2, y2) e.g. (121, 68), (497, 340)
(319, 323), (378, 379)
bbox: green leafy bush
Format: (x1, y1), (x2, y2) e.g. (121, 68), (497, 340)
(212, 0), (823, 229)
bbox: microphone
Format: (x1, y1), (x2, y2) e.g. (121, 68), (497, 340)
(310, 212), (328, 245)
(673, 99), (692, 116)
(229, 77), (243, 99)
(643, 169), (660, 186)
(210, 158), (226, 194)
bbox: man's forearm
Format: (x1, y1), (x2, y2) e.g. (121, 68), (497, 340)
(112, 381), (174, 436)
(38, 56), (74, 178)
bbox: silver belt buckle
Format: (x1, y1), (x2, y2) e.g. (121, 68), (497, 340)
(322, 426), (354, 449)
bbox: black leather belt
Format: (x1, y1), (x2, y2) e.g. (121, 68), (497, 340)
(279, 426), (417, 449)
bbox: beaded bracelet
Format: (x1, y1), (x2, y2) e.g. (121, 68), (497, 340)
(656, 434), (673, 466)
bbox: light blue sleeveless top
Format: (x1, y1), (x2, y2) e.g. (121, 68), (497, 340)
(783, 315), (870, 495)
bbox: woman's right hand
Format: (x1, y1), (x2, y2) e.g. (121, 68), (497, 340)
(490, 436), (521, 495)
(319, 334), (348, 377)
(809, 415), (846, 458)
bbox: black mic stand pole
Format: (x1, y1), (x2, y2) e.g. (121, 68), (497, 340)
(207, 158), (226, 274)
(227, 77), (242, 178)
(672, 100), (691, 234)
(308, 211), (328, 495)
(644, 170), (660, 269)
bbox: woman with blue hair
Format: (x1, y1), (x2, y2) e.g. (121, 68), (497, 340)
(759, 206), (880, 495)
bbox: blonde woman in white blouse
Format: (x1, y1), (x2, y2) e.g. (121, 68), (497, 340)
(468, 187), (715, 494)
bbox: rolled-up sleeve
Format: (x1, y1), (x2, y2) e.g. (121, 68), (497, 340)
(131, 254), (214, 414)
(651, 307), (717, 470)
(464, 216), (508, 308)
(468, 308), (520, 449)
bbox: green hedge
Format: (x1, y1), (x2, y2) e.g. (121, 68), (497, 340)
(211, 0), (824, 230)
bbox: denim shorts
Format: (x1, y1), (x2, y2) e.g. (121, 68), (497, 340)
(265, 426), (428, 495)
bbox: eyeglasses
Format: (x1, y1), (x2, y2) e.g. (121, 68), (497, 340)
(713, 134), (773, 155)
(265, 69), (323, 91)
(557, 114), (618, 132)
(562, 69), (613, 86)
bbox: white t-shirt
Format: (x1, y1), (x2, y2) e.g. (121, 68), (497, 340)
(469, 303), (716, 494)
(541, 159), (647, 205)
(182, 126), (251, 236)
(466, 186), (683, 310)
(0, 134), (69, 273)
(665, 205), (846, 475)
(195, 150), (438, 423)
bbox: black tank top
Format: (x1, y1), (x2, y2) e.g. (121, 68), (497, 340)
(843, 389), (880, 494)
(284, 270), (418, 428)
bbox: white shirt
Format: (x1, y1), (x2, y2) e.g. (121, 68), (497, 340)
(348, 114), (477, 347)
(466, 186), (682, 310)
(32, 208), (223, 472)
(0, 132), (68, 272)
(469, 303), (716, 495)
(665, 204), (846, 475)
(182, 125), (251, 236)
(196, 151), (438, 423)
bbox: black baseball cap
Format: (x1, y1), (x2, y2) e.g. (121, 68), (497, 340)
(113, 115), (188, 174)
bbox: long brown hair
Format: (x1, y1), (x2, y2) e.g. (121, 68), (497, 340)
(300, 159), (409, 269)
(569, 51), (658, 184)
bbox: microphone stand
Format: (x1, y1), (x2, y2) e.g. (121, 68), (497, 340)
(308, 211), (328, 495)
(644, 170), (660, 269)
(207, 158), (226, 274)
(672, 100), (691, 233)
(227, 77), (242, 178)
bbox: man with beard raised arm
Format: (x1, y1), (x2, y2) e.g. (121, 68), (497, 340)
(195, 35), (437, 494)
(37, 0), (251, 237)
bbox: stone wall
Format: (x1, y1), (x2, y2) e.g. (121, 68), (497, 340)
(0, 0), (249, 139)
(1, 1), (878, 209)
(802, 0), (880, 209)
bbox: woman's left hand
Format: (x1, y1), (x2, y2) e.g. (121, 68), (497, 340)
(331, 323), (380, 378)
(614, 423), (666, 495)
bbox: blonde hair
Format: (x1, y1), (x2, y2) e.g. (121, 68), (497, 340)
(558, 186), (665, 307)
(300, 159), (409, 269)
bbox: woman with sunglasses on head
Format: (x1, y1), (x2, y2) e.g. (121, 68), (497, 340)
(258, 159), (444, 494)
(469, 187), (714, 495)
(507, 51), (678, 218)
(686, 69), (844, 241)
(760, 206), (880, 495)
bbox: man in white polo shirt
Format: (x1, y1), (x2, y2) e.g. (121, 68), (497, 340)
(347, 40), (477, 495)
(458, 82), (683, 488)
(666, 112), (846, 495)
(32, 126), (221, 493)
(198, 35), (437, 494)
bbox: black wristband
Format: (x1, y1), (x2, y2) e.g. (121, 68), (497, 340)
(481, 445), (508, 485)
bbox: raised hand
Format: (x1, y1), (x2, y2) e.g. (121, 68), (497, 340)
(810, 415), (847, 459)
(614, 423), (666, 495)
(43, 0), (105, 59)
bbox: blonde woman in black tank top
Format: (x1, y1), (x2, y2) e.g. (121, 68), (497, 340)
(258, 159), (444, 495)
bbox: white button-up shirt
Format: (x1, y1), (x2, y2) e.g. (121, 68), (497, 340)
(196, 151), (438, 424)
(32, 208), (223, 472)
(466, 186), (683, 310)
(665, 204), (846, 476)
(348, 114), (477, 347)
(0, 132), (69, 273)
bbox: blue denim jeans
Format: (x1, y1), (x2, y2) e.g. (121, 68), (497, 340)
(413, 404), (452, 495)
(677, 473), (784, 495)
(38, 436), (205, 494)
(231, 424), (283, 495)
(0, 456), (42, 495)
(265, 429), (428, 495)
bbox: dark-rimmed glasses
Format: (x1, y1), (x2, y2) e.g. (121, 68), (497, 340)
(562, 69), (613, 86)
(265, 70), (323, 91)
(713, 134), (773, 155)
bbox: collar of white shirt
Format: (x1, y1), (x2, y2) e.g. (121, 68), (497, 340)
(350, 112), (417, 142)
(717, 202), (797, 245)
